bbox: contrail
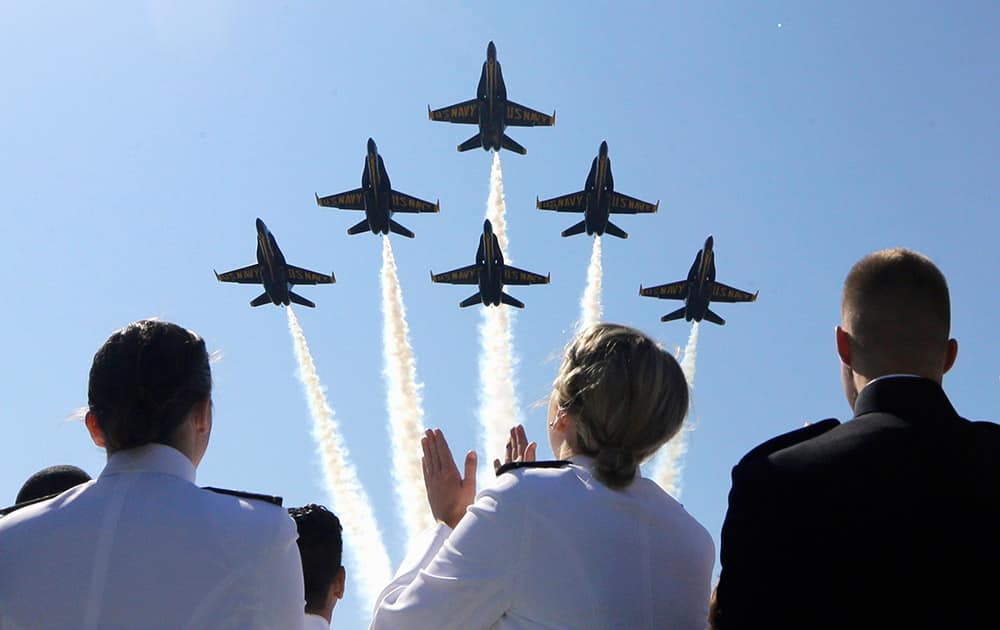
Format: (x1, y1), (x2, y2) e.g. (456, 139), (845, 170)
(380, 236), (433, 543)
(479, 151), (520, 468)
(652, 321), (699, 497)
(579, 236), (603, 331)
(286, 307), (392, 614)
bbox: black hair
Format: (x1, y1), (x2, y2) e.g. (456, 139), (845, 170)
(87, 320), (212, 452)
(289, 504), (344, 613)
(15, 465), (92, 503)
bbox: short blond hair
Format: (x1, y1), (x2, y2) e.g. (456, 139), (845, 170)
(553, 323), (689, 488)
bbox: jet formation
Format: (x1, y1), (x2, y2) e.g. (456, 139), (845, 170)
(316, 138), (439, 239)
(215, 218), (336, 308)
(640, 236), (757, 325)
(431, 219), (549, 308)
(537, 140), (659, 239)
(215, 41), (757, 323)
(429, 41), (555, 155)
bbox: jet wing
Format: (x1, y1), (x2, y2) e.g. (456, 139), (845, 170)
(503, 266), (550, 286)
(710, 282), (758, 303)
(286, 265), (336, 285)
(431, 265), (479, 285)
(640, 281), (688, 300)
(537, 191), (586, 213)
(505, 101), (555, 127)
(428, 99), (480, 124)
(215, 265), (262, 284)
(609, 192), (659, 214)
(391, 191), (439, 214)
(316, 188), (365, 210)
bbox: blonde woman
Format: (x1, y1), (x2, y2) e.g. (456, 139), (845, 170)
(372, 323), (715, 629)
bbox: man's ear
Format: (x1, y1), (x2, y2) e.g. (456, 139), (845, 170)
(85, 412), (106, 448)
(332, 565), (346, 600)
(835, 326), (852, 367)
(943, 338), (958, 374)
(191, 398), (212, 436)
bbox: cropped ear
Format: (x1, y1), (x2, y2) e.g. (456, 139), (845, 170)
(85, 412), (106, 448)
(553, 407), (574, 433)
(191, 398), (212, 436)
(332, 565), (346, 600)
(943, 338), (958, 374)
(835, 326), (852, 367)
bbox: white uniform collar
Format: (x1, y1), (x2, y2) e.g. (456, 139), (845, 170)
(100, 443), (197, 484)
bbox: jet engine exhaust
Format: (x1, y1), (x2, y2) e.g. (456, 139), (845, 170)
(652, 321), (699, 497)
(579, 235), (604, 331)
(286, 307), (392, 613)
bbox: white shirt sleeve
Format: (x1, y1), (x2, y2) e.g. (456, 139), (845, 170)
(370, 480), (527, 630)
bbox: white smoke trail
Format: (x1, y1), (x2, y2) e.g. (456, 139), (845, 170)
(579, 235), (603, 331)
(479, 151), (520, 468)
(286, 307), (392, 613)
(380, 236), (433, 543)
(653, 321), (699, 497)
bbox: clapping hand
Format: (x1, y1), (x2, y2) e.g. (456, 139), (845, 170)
(493, 424), (538, 474)
(421, 429), (477, 529)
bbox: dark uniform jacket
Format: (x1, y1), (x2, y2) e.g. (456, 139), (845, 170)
(714, 376), (1000, 629)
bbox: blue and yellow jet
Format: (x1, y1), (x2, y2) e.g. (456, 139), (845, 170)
(316, 138), (439, 239)
(429, 41), (555, 155)
(537, 140), (658, 239)
(640, 236), (757, 325)
(215, 218), (335, 308)
(431, 219), (549, 308)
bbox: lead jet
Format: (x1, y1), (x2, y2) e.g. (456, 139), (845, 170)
(429, 41), (554, 155)
(537, 140), (658, 239)
(215, 218), (335, 308)
(431, 219), (549, 308)
(639, 236), (757, 325)
(315, 138), (439, 239)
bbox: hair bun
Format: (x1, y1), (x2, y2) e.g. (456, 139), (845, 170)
(594, 447), (638, 489)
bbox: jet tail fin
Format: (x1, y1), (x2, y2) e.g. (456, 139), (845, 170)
(604, 221), (628, 239)
(561, 220), (587, 238)
(288, 291), (316, 308)
(704, 308), (726, 326)
(660, 306), (687, 322)
(347, 219), (370, 235)
(458, 133), (482, 152)
(388, 220), (415, 238)
(501, 134), (527, 155)
(459, 292), (482, 308)
(500, 292), (525, 308)
(250, 293), (271, 308)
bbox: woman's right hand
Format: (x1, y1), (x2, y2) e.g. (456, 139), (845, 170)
(493, 424), (537, 473)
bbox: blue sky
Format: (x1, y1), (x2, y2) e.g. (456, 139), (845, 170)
(2, 2), (999, 626)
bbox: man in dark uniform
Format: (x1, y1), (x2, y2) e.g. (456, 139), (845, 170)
(714, 248), (1000, 629)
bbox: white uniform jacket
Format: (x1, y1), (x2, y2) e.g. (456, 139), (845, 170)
(371, 455), (715, 630)
(0, 444), (305, 630)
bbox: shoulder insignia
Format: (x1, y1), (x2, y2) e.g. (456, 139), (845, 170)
(495, 460), (571, 477)
(740, 418), (840, 464)
(202, 486), (283, 506)
(0, 492), (61, 518)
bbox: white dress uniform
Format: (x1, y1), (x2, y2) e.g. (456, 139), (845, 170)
(0, 444), (306, 630)
(304, 612), (331, 629)
(371, 455), (715, 630)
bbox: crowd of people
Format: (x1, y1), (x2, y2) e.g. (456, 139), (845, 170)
(1, 247), (997, 629)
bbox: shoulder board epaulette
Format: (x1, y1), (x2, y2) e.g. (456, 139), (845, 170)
(202, 486), (283, 506)
(0, 492), (61, 518)
(740, 418), (840, 464)
(495, 460), (571, 477)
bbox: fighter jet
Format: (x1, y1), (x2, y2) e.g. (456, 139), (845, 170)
(639, 236), (757, 325)
(537, 140), (658, 239)
(215, 218), (335, 308)
(429, 41), (554, 155)
(431, 219), (549, 308)
(315, 138), (439, 239)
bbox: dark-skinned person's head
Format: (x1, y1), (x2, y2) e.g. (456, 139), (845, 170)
(548, 323), (689, 489)
(836, 248), (958, 409)
(289, 504), (346, 623)
(84, 320), (213, 467)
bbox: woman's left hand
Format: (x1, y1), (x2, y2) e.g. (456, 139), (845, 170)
(422, 429), (478, 529)
(493, 424), (538, 473)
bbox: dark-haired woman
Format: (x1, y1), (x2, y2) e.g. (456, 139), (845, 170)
(372, 323), (715, 629)
(0, 320), (306, 629)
